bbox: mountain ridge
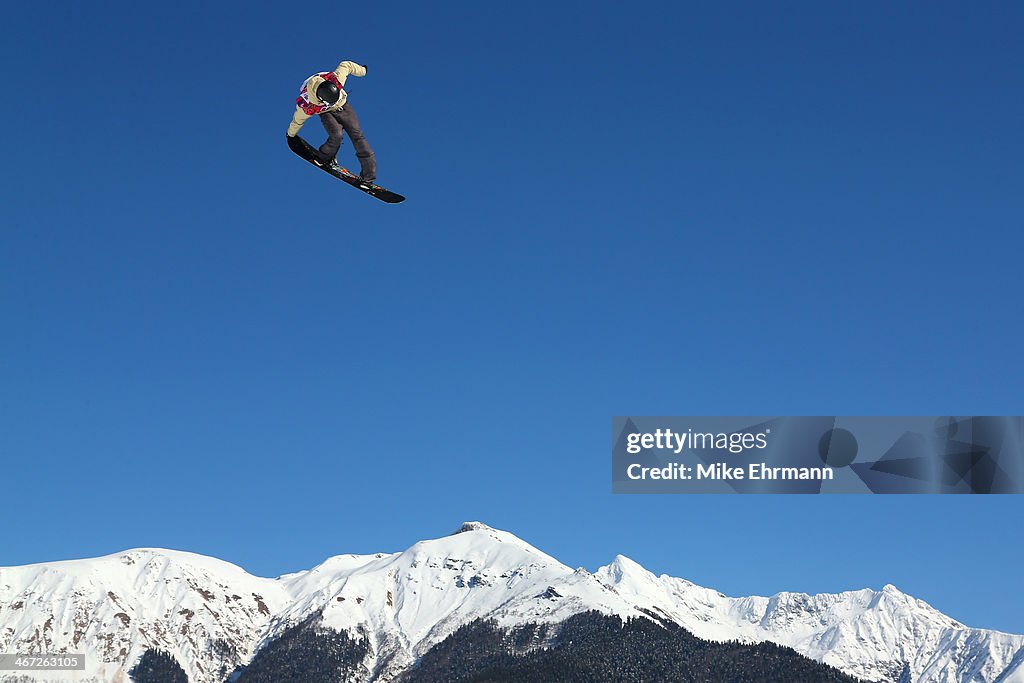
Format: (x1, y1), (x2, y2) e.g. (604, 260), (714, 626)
(1, 522), (1020, 683)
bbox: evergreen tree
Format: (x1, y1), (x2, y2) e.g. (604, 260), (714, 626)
(397, 612), (865, 683)
(128, 649), (187, 683)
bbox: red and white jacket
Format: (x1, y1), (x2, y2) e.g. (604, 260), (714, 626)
(287, 61), (366, 137)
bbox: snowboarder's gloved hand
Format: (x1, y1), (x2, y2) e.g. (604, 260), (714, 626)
(362, 64), (368, 72)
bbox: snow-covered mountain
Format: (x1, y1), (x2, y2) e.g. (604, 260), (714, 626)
(0, 548), (289, 682)
(0, 522), (1020, 683)
(595, 554), (1023, 683)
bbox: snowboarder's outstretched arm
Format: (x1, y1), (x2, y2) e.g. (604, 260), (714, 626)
(333, 61), (367, 81)
(287, 60), (368, 138)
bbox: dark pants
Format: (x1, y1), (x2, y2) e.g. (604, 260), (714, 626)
(318, 102), (376, 180)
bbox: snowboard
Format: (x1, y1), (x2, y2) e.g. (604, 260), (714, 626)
(287, 135), (405, 204)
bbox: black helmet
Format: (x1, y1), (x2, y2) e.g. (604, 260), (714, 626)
(316, 81), (340, 105)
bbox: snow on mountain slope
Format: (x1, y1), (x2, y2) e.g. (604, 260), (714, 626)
(270, 522), (640, 680)
(0, 548), (288, 683)
(1, 522), (1021, 683)
(994, 648), (1024, 683)
(594, 554), (1024, 683)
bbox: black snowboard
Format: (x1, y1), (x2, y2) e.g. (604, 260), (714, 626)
(287, 135), (405, 204)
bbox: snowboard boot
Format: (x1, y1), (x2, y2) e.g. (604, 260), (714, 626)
(357, 154), (376, 185)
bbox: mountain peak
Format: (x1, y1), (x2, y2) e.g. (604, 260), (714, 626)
(610, 553), (645, 569)
(604, 554), (650, 578)
(452, 521), (496, 534)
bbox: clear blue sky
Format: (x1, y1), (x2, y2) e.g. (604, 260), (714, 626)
(3, 1), (1022, 633)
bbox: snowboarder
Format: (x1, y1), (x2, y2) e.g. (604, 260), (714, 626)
(286, 61), (376, 182)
